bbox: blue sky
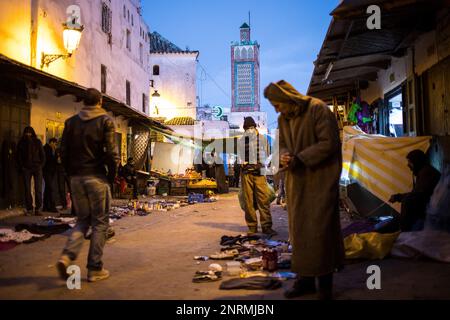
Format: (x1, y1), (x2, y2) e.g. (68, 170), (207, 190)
(142, 0), (338, 129)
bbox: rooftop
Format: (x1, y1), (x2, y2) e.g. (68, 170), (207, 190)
(150, 32), (199, 55)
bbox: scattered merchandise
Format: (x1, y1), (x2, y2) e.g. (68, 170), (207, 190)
(192, 270), (222, 283)
(225, 261), (242, 276)
(208, 263), (223, 272)
(270, 272), (297, 280)
(194, 256), (209, 261)
(209, 249), (239, 260)
(0, 228), (47, 244)
(219, 276), (282, 290)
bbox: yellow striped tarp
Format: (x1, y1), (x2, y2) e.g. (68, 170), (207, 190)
(341, 126), (431, 212)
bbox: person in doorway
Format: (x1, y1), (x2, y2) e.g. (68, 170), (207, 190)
(389, 149), (441, 231)
(1, 130), (17, 209)
(55, 147), (68, 210)
(17, 126), (46, 215)
(264, 80), (344, 300)
(57, 88), (119, 283)
(121, 157), (138, 199)
(43, 138), (59, 213)
(239, 117), (276, 236)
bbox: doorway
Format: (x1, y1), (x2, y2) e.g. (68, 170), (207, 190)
(385, 86), (405, 137)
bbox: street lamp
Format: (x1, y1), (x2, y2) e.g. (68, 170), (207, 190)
(41, 22), (84, 69)
(151, 90), (160, 116)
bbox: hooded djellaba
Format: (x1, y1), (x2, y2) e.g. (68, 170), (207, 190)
(264, 80), (344, 300)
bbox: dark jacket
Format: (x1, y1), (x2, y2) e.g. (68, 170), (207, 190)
(43, 144), (58, 173)
(17, 136), (45, 170)
(61, 106), (119, 181)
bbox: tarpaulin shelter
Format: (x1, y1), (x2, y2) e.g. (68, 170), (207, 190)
(342, 126), (431, 212)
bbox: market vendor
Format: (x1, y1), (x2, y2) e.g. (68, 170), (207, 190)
(389, 149), (441, 231)
(120, 157), (138, 199)
(238, 117), (276, 236)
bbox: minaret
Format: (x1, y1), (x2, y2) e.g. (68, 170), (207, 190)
(231, 22), (260, 112)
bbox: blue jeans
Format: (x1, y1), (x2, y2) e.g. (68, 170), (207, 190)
(62, 176), (111, 271)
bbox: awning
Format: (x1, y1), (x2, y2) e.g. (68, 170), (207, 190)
(307, 0), (445, 104)
(0, 54), (171, 132)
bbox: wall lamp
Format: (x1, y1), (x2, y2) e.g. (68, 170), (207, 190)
(41, 22), (84, 69)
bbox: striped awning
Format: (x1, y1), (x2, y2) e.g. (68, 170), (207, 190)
(342, 126), (431, 212)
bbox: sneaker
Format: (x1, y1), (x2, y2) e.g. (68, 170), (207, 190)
(262, 228), (278, 236)
(56, 255), (72, 280)
(88, 269), (110, 282)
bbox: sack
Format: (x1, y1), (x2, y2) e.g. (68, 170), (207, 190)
(344, 231), (400, 260)
(426, 165), (450, 232)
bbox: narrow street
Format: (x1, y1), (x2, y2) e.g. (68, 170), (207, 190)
(1, 192), (449, 300)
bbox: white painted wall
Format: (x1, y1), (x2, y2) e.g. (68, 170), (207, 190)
(0, 0), (151, 114)
(149, 53), (198, 120)
(30, 86), (129, 164)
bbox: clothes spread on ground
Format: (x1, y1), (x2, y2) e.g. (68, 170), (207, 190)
(15, 220), (72, 235)
(219, 276), (282, 290)
(0, 228), (47, 244)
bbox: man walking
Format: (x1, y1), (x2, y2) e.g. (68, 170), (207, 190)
(43, 138), (58, 213)
(57, 88), (119, 283)
(17, 126), (45, 215)
(239, 117), (276, 236)
(265, 80), (344, 300)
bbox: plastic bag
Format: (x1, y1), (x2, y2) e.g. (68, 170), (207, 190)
(344, 231), (400, 260)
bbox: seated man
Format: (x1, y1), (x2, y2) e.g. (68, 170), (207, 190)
(389, 150), (441, 231)
(121, 157), (138, 199)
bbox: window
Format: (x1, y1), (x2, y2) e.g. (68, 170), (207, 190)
(153, 65), (160, 76)
(132, 15), (134, 26)
(126, 81), (131, 105)
(127, 10), (130, 22)
(142, 93), (147, 113)
(126, 29), (131, 51)
(123, 5), (126, 18)
(101, 2), (112, 34)
(139, 43), (143, 64)
(101, 64), (107, 93)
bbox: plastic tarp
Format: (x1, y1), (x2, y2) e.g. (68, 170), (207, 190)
(391, 230), (450, 263)
(341, 126), (431, 212)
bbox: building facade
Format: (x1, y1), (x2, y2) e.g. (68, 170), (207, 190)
(149, 32), (199, 121)
(231, 23), (260, 112)
(307, 0), (450, 172)
(0, 0), (158, 208)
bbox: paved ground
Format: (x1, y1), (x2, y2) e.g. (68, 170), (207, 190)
(1, 192), (450, 300)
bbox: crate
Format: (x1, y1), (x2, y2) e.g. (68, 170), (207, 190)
(170, 187), (187, 196)
(171, 179), (188, 188)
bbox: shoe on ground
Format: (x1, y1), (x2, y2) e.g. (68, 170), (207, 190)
(284, 279), (317, 299)
(88, 269), (110, 282)
(262, 228), (278, 236)
(247, 228), (258, 235)
(56, 255), (72, 280)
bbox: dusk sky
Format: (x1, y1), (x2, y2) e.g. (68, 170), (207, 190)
(142, 0), (338, 129)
